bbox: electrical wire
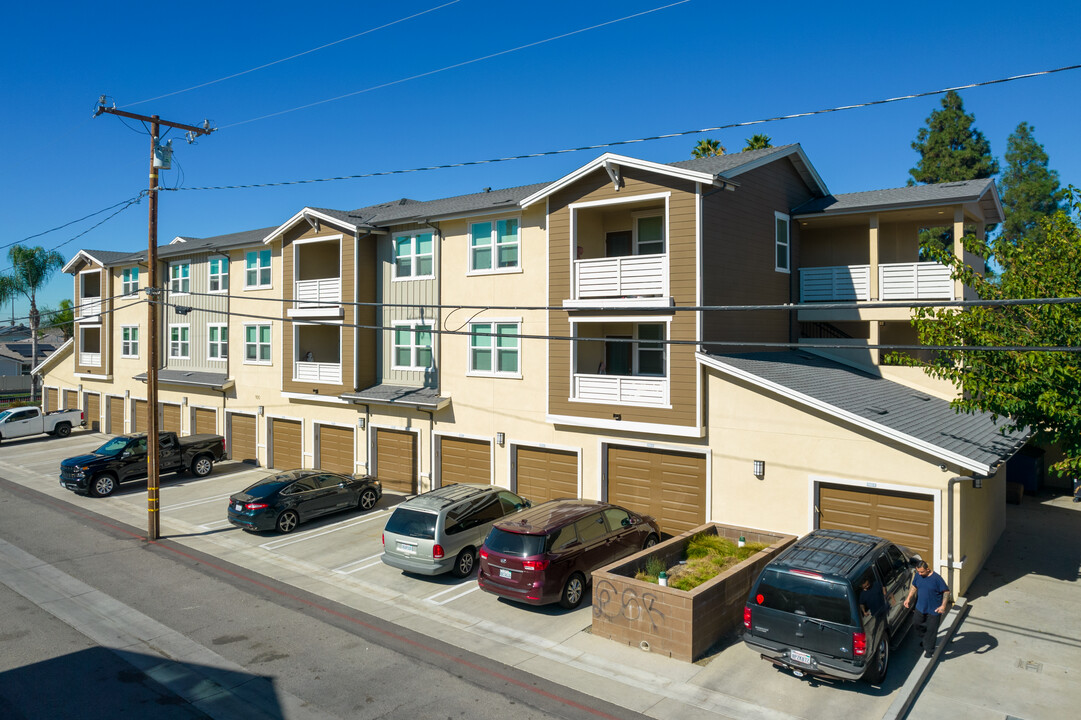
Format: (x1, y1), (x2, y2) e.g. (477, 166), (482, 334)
(122, 1), (463, 108)
(8, 195), (147, 247)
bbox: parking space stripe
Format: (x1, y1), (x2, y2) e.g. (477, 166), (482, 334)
(424, 581), (473, 601)
(258, 510), (390, 551)
(168, 492), (236, 510)
(332, 554), (383, 574)
(428, 585), (480, 606)
(199, 519), (233, 530)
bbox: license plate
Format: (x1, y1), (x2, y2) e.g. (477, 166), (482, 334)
(789, 649), (812, 665)
(396, 541), (416, 554)
(499, 568), (512, 579)
(234, 503), (243, 512)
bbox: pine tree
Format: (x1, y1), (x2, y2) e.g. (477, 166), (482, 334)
(908, 90), (998, 185)
(999, 121), (1063, 246)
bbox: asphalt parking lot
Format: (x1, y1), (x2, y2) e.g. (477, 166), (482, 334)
(1, 430), (929, 720)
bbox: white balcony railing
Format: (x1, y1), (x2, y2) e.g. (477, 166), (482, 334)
(295, 277), (341, 307)
(800, 262), (953, 302)
(78, 298), (102, 318)
(574, 254), (667, 299)
(573, 373), (668, 407)
(79, 352), (102, 367)
(294, 361), (342, 384)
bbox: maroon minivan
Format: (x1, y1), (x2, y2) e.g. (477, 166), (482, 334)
(477, 499), (660, 609)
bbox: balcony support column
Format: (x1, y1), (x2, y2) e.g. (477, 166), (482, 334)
(953, 207), (965, 301)
(868, 214), (880, 301)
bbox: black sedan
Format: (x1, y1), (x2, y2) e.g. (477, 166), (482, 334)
(227, 469), (382, 534)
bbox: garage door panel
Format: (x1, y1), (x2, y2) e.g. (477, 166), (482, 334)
(63, 390), (78, 410)
(107, 397), (124, 434)
(376, 429), (417, 494)
(85, 394), (100, 432)
(818, 485), (933, 561)
(608, 446), (706, 537)
(193, 408), (216, 436)
(45, 388), (58, 413)
(441, 437), (491, 486)
(162, 404), (182, 434)
(318, 425), (354, 475)
(271, 419), (303, 470)
(515, 447), (577, 504)
(230, 414), (257, 464)
(133, 400), (148, 433)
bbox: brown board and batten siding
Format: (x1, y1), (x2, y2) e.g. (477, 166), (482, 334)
(700, 159), (817, 350)
(547, 167), (699, 428)
(72, 259), (110, 377)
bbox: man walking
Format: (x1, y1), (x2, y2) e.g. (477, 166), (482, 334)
(904, 561), (950, 658)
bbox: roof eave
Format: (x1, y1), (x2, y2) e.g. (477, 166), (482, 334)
(31, 337), (73, 376)
(261, 208), (358, 245)
(722, 145), (830, 197)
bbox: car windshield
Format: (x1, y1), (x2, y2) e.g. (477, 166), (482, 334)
(754, 569), (853, 625)
(483, 527), (547, 557)
(385, 508), (437, 539)
(94, 436), (132, 456)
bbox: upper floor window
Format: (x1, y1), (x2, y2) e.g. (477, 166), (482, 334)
(634, 214), (665, 255)
(122, 267), (140, 296)
(169, 262), (190, 294)
(168, 324), (190, 359)
(469, 322), (520, 376)
(244, 323), (272, 364)
(635, 324), (665, 376)
(393, 232), (434, 280)
(470, 218), (519, 271)
(393, 322), (433, 369)
(775, 211), (790, 273)
(209, 257), (229, 292)
(246, 249), (272, 288)
(121, 326), (139, 358)
(208, 323), (228, 360)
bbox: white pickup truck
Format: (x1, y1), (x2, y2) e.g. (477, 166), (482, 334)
(0, 405), (85, 443)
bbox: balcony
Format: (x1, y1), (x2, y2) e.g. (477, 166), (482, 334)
(573, 373), (668, 407)
(79, 352), (102, 367)
(77, 297), (103, 321)
(288, 278), (343, 319)
(565, 254), (670, 308)
(294, 361), (342, 384)
(800, 262), (953, 303)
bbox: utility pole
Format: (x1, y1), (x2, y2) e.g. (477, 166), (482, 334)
(95, 101), (213, 540)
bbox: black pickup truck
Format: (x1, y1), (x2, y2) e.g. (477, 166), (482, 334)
(60, 432), (227, 497)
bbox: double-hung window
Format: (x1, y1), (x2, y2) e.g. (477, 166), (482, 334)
(245, 324), (271, 364)
(208, 323), (228, 360)
(775, 211), (790, 273)
(393, 322), (432, 369)
(169, 262), (190, 294)
(122, 267), (140, 296)
(209, 257), (229, 292)
(168, 325), (190, 359)
(245, 249), (272, 288)
(121, 326), (139, 358)
(469, 218), (519, 271)
(634, 214), (665, 255)
(469, 321), (520, 376)
(393, 232), (434, 279)
(635, 324), (665, 376)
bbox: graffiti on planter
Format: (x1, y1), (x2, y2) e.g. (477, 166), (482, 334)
(593, 579), (664, 631)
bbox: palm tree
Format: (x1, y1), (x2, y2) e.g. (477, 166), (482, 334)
(7, 245), (66, 401)
(742, 133), (773, 152)
(692, 138), (726, 158)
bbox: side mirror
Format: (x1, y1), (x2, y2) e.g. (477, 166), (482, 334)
(121, 451), (131, 459)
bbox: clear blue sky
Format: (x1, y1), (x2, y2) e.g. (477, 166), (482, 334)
(3, 0), (1079, 321)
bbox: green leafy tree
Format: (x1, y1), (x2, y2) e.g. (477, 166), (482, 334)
(909, 90), (999, 185)
(692, 138), (725, 158)
(999, 121), (1064, 247)
(742, 133), (773, 151)
(6, 245), (66, 401)
(893, 189), (1081, 476)
(41, 298), (74, 340)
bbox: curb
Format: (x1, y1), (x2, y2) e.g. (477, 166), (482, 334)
(881, 597), (969, 720)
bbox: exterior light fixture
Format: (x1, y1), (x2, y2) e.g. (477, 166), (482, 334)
(496, 432), (505, 446)
(753, 460), (765, 478)
(357, 417), (365, 430)
(257, 405), (264, 416)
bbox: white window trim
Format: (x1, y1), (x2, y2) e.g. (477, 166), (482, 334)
(244, 248), (273, 290)
(467, 216), (522, 275)
(243, 322), (273, 365)
(208, 255), (230, 294)
(391, 231), (436, 282)
(207, 322), (228, 362)
(632, 323), (666, 377)
(467, 318), (522, 379)
(121, 325), (140, 358)
(631, 210), (666, 255)
(168, 262), (191, 295)
(168, 323), (191, 360)
(775, 211), (791, 274)
(391, 320), (434, 370)
(121, 267), (140, 296)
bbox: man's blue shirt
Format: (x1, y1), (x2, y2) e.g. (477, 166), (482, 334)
(912, 571), (949, 614)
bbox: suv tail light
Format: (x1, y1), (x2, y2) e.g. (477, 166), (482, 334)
(853, 631), (867, 656)
(433, 544), (444, 559)
(479, 547), (488, 560)
(743, 605), (752, 629)
(522, 559), (549, 571)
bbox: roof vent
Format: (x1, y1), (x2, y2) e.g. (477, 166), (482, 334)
(914, 393), (931, 401)
(864, 406), (889, 416)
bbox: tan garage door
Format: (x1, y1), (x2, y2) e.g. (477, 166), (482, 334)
(271, 418), (303, 470)
(818, 484), (934, 562)
(84, 393), (100, 432)
(193, 408), (217, 436)
(161, 404), (182, 434)
(607, 446), (707, 537)
(45, 388), (58, 413)
(63, 390), (78, 410)
(107, 396), (125, 434)
(318, 424), (354, 475)
(229, 413), (257, 464)
(440, 437), (491, 487)
(516, 447), (578, 504)
(133, 400), (148, 433)
(376, 429), (417, 494)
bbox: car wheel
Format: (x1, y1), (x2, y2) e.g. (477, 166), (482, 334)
(865, 635), (889, 685)
(559, 572), (587, 609)
(55, 422), (72, 438)
(276, 510), (299, 534)
(191, 455), (213, 477)
(357, 488), (378, 512)
(90, 473), (117, 498)
(451, 547), (476, 578)
(643, 533), (659, 549)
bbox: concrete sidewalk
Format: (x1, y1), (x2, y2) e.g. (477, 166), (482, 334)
(906, 492), (1081, 720)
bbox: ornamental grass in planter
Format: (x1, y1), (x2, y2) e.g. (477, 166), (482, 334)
(634, 532), (768, 591)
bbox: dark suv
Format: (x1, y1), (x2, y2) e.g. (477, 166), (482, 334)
(742, 529), (918, 684)
(477, 499), (660, 609)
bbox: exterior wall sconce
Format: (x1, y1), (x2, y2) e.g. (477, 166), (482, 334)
(77, 384), (83, 392)
(496, 432), (505, 446)
(973, 477), (983, 489)
(753, 460), (765, 478)
(124, 389), (130, 399)
(357, 417), (366, 430)
(257, 405), (264, 416)
(181, 395), (188, 406)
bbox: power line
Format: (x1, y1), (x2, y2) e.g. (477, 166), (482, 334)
(175, 62), (1081, 192)
(123, 1), (463, 108)
(6, 194), (145, 249)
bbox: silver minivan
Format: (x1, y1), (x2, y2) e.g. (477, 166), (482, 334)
(381, 483), (530, 577)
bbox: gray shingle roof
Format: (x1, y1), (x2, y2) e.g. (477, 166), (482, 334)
(159, 227), (278, 258)
(701, 351), (1028, 474)
(793, 178), (998, 217)
(342, 384), (449, 410)
(0, 343), (57, 361)
(133, 369), (231, 389)
(82, 249), (140, 265)
(668, 144), (799, 175)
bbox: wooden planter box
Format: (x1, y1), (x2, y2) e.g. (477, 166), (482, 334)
(591, 523), (796, 662)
